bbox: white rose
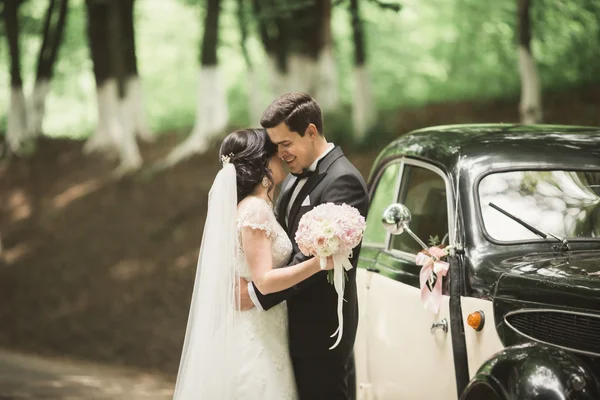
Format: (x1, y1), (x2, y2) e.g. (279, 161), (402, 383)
(325, 236), (340, 254)
(322, 225), (335, 238)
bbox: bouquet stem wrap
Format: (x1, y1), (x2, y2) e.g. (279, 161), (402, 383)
(322, 252), (353, 350)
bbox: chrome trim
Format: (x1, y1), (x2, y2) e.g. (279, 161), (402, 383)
(503, 308), (600, 357)
(384, 158), (456, 254)
(431, 318), (449, 334)
(384, 160), (404, 251)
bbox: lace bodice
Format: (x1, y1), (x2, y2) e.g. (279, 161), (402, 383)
(233, 196), (297, 399)
(236, 197), (293, 277)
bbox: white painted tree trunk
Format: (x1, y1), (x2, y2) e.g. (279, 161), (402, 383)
(84, 79), (142, 175)
(84, 79), (121, 154)
(518, 45), (542, 124)
(351, 65), (376, 140)
(7, 87), (28, 153)
(288, 53), (319, 95)
(123, 76), (153, 141)
(268, 51), (338, 111)
(27, 79), (50, 138)
(247, 68), (264, 127)
(266, 56), (289, 98)
(164, 66), (228, 166)
(315, 45), (339, 111)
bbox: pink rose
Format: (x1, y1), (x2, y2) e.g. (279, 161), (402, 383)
(428, 246), (447, 260)
(314, 236), (328, 250)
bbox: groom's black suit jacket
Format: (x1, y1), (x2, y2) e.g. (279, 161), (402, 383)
(252, 147), (369, 359)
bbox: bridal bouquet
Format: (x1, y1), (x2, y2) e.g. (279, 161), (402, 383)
(295, 202), (366, 349)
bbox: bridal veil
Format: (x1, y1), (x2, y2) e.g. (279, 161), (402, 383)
(173, 162), (240, 399)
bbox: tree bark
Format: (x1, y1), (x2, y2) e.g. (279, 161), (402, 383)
(237, 0), (263, 125)
(119, 0), (137, 77)
(201, 0), (221, 67)
(350, 0), (375, 139)
(350, 0), (366, 66)
(84, 0), (142, 175)
(517, 0), (542, 124)
(162, 0), (228, 167)
(118, 0), (152, 141)
(29, 0), (69, 138)
(254, 1), (338, 105)
(253, 0), (290, 96)
(35, 0), (68, 81)
(314, 0), (339, 111)
(4, 0), (28, 153)
(86, 0), (111, 88)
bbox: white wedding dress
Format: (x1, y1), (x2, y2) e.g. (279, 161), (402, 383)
(231, 196), (298, 400)
(173, 164), (298, 400)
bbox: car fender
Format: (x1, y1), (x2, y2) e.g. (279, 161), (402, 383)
(460, 342), (600, 400)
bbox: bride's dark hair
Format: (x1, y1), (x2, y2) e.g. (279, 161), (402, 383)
(219, 129), (278, 203)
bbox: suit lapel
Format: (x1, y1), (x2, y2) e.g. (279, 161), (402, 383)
(286, 147), (345, 235)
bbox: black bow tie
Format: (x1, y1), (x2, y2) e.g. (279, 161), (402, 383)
(291, 149), (334, 180)
(291, 169), (315, 180)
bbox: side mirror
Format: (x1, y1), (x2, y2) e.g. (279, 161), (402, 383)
(382, 203), (412, 235)
(381, 203), (428, 250)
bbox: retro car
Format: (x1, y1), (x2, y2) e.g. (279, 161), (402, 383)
(354, 124), (600, 400)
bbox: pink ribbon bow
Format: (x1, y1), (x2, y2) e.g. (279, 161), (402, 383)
(416, 248), (450, 314)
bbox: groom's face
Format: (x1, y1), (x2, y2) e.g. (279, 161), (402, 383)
(266, 122), (318, 175)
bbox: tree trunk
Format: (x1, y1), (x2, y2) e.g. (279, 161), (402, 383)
(84, 0), (142, 175)
(517, 0), (542, 124)
(314, 0), (339, 111)
(255, 1), (337, 106)
(253, 0), (289, 97)
(84, 0), (115, 154)
(118, 0), (152, 142)
(237, 0), (263, 126)
(4, 0), (27, 154)
(163, 0), (228, 167)
(286, 1), (323, 95)
(28, 0), (69, 138)
(350, 0), (375, 140)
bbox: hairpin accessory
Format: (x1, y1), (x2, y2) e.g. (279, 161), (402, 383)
(221, 153), (234, 164)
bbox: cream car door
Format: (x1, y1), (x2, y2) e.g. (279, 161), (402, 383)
(365, 162), (458, 400)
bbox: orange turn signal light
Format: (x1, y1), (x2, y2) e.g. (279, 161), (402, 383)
(467, 310), (485, 331)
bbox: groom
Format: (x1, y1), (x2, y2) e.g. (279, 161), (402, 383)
(239, 92), (369, 400)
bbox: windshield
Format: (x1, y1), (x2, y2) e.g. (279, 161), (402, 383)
(479, 170), (600, 241)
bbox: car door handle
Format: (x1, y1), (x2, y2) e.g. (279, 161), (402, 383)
(430, 318), (448, 334)
(366, 267), (380, 273)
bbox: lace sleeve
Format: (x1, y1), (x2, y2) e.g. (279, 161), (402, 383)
(238, 198), (275, 239)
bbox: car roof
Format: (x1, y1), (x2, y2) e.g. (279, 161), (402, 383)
(373, 124), (600, 175)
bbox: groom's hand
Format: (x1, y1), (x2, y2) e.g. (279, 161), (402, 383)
(237, 278), (255, 311)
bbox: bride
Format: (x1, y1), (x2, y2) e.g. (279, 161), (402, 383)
(173, 129), (332, 399)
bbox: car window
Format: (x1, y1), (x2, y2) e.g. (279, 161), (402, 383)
(479, 170), (600, 241)
(364, 162), (401, 246)
(391, 165), (449, 254)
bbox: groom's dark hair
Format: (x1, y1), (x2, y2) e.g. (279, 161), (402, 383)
(260, 92), (324, 137)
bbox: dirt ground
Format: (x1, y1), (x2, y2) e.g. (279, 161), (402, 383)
(0, 348), (174, 399)
(1, 85), (599, 379)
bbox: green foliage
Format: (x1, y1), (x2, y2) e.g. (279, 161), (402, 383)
(428, 235), (440, 247)
(1, 0), (599, 139)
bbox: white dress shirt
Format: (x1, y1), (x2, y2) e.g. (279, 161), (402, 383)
(248, 143), (335, 311)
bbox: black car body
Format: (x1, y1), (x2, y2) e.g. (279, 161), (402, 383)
(354, 124), (600, 400)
